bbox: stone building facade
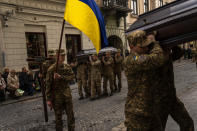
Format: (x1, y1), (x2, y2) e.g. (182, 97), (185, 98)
(0, 0), (130, 71)
(127, 0), (174, 26)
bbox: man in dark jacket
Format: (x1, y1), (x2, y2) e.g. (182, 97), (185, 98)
(19, 67), (34, 95)
(2, 67), (9, 84)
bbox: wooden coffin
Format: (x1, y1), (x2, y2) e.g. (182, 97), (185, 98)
(126, 0), (197, 47)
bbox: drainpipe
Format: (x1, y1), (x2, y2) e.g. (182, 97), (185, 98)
(0, 18), (6, 71)
(123, 16), (127, 57)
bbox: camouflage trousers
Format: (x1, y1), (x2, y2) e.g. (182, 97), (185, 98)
(157, 97), (194, 131)
(125, 96), (163, 131)
(103, 73), (114, 94)
(77, 76), (90, 98)
(125, 114), (163, 131)
(53, 99), (75, 131)
(88, 72), (91, 94)
(114, 72), (122, 91)
(91, 75), (102, 99)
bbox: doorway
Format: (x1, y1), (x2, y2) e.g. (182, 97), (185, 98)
(108, 35), (123, 51)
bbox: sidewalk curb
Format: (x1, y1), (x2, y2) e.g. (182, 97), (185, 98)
(0, 95), (42, 106)
(0, 85), (78, 107)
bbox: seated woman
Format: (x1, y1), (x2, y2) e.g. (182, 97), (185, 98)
(0, 72), (6, 101)
(7, 70), (19, 97)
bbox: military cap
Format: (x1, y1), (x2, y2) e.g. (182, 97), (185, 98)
(91, 53), (97, 57)
(105, 51), (111, 54)
(48, 49), (55, 56)
(55, 49), (66, 55)
(127, 30), (151, 47)
(117, 49), (121, 53)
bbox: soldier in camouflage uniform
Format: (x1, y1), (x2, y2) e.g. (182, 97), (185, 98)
(124, 30), (165, 131)
(114, 49), (123, 92)
(43, 49), (56, 79)
(46, 49), (75, 131)
(193, 48), (197, 68)
(87, 62), (92, 95)
(147, 33), (194, 131)
(102, 51), (114, 96)
(77, 61), (90, 100)
(89, 54), (102, 100)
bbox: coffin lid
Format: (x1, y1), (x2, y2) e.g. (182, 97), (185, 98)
(126, 0), (197, 47)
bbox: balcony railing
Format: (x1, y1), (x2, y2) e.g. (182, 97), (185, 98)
(103, 0), (128, 8)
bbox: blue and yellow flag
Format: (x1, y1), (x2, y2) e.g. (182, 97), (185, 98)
(64, 0), (108, 53)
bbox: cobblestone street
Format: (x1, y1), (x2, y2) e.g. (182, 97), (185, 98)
(0, 60), (197, 131)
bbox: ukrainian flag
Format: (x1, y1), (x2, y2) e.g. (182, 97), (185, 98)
(64, 0), (108, 53)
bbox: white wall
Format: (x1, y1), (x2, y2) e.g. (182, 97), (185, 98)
(0, 19), (5, 71)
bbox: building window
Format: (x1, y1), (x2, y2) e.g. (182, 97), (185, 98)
(25, 33), (47, 70)
(144, 0), (149, 13)
(65, 34), (81, 64)
(158, 0), (163, 7)
(131, 0), (138, 15)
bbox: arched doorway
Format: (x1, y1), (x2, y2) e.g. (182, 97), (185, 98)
(108, 35), (123, 50)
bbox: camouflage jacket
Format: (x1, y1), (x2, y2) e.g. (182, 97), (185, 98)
(153, 46), (183, 104)
(46, 63), (75, 101)
(114, 55), (123, 73)
(102, 56), (114, 75)
(77, 63), (87, 78)
(43, 59), (55, 79)
(123, 42), (165, 118)
(90, 59), (101, 78)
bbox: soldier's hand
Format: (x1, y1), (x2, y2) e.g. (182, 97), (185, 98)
(54, 73), (61, 79)
(47, 101), (53, 109)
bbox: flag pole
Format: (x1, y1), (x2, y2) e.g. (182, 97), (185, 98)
(55, 19), (65, 72)
(50, 3), (67, 111)
(50, 20), (65, 110)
